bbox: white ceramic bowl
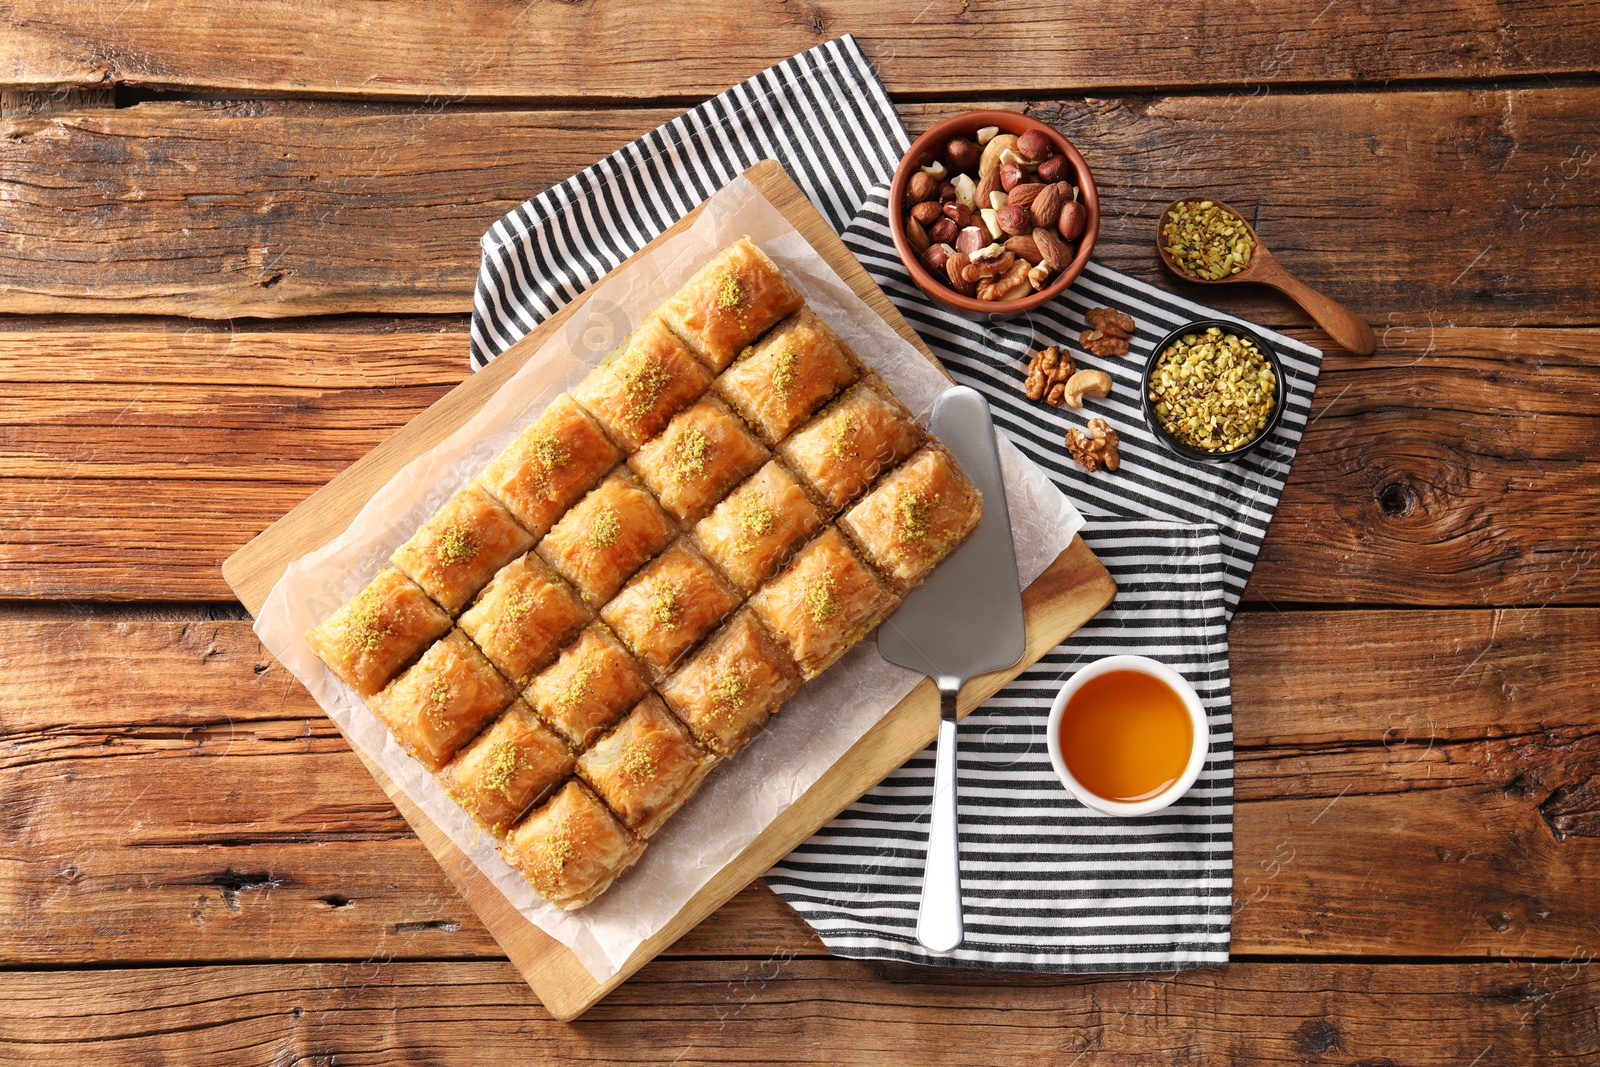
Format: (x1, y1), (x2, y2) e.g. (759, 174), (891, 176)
(1045, 654), (1210, 817)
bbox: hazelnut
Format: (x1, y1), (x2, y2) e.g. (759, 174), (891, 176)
(1017, 128), (1053, 161)
(939, 181), (957, 202)
(1057, 201), (1088, 241)
(1037, 155), (1070, 184)
(999, 162), (1025, 192)
(929, 217), (958, 245)
(910, 200), (943, 225)
(945, 137), (981, 173)
(942, 201), (973, 227)
(997, 204), (1034, 236)
(906, 171), (938, 205)
(921, 242), (954, 275)
(955, 226), (987, 256)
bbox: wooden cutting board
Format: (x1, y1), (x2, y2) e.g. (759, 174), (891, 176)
(223, 159), (1117, 1020)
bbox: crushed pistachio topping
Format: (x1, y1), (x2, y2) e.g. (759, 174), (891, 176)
(827, 414), (859, 460)
(1149, 326), (1277, 452)
(619, 738), (658, 781)
(481, 740), (522, 798)
(894, 491), (932, 544)
(716, 272), (748, 313)
(665, 426), (712, 483)
(344, 601), (391, 652)
(623, 357), (672, 420)
(804, 574), (844, 627)
(557, 663), (597, 710)
(588, 504), (622, 548)
(434, 523), (480, 566)
(534, 815), (578, 879)
(524, 431), (569, 480)
(428, 677), (453, 705)
(732, 493), (775, 554)
(1161, 199), (1256, 281)
(649, 579), (684, 628)
(501, 589), (538, 626)
(770, 349), (799, 398)
(711, 670), (748, 721)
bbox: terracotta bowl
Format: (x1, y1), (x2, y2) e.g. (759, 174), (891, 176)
(889, 109), (1099, 323)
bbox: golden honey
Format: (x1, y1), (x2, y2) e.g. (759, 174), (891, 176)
(1060, 669), (1194, 803)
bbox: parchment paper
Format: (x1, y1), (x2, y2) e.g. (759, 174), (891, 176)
(253, 173), (1085, 982)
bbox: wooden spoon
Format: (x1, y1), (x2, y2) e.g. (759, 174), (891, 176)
(1156, 197), (1376, 355)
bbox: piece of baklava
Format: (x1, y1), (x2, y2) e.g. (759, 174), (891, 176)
(655, 236), (805, 372)
(628, 396), (769, 523)
(691, 460), (824, 594)
(391, 483), (536, 615)
(366, 629), (517, 772)
(714, 307), (861, 444)
(839, 444), (984, 588)
(778, 376), (923, 514)
(536, 470), (676, 607)
(305, 568), (452, 696)
(599, 542), (742, 677)
(524, 624), (650, 750)
(571, 316), (712, 451)
(659, 611), (801, 757)
(501, 779), (646, 911)
(576, 696), (717, 838)
(748, 527), (901, 680)
(437, 700), (574, 838)
(457, 553), (590, 687)
(477, 394), (621, 537)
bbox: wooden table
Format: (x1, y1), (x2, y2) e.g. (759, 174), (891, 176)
(2, 7), (1597, 1062)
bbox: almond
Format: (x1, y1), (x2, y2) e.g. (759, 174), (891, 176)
(1005, 234), (1044, 264)
(975, 166), (1003, 211)
(1032, 227), (1072, 271)
(1006, 183), (1044, 210)
(1031, 183), (1065, 229)
(906, 216), (930, 256)
(910, 200), (943, 225)
(945, 251), (977, 296)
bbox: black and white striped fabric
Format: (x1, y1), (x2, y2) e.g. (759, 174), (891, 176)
(468, 36), (1324, 973)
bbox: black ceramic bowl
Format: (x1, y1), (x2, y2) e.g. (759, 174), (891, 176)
(1140, 319), (1286, 464)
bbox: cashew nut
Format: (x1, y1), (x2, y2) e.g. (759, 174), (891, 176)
(1061, 368), (1113, 409)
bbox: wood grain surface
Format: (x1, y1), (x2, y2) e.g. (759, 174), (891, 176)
(3, 91), (1596, 326)
(3, 0), (1598, 1056)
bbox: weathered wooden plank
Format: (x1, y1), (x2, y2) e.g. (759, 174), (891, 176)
(4, 0), (1595, 99)
(2, 959), (1596, 1063)
(2, 609), (1594, 965)
(2, 326), (1595, 604)
(2, 91), (1597, 325)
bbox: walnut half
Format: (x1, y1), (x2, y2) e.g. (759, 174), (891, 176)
(1023, 345), (1077, 407)
(1065, 417), (1121, 473)
(1079, 306), (1136, 357)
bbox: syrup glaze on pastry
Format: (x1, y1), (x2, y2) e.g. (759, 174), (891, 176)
(749, 528), (901, 680)
(628, 396), (769, 524)
(692, 460), (824, 595)
(391, 483), (536, 614)
(478, 394), (621, 537)
(572, 316), (712, 451)
(600, 542), (742, 676)
(457, 553), (590, 687)
(659, 611), (801, 757)
(524, 624), (650, 750)
(305, 568), (451, 696)
(778, 376), (923, 514)
(537, 470), (676, 606)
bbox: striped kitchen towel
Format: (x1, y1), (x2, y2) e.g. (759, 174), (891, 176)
(469, 36), (1324, 973)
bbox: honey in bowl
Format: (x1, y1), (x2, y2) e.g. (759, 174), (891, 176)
(1059, 669), (1194, 803)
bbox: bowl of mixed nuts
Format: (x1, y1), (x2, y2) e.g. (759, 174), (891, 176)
(889, 110), (1099, 322)
(1141, 319), (1285, 463)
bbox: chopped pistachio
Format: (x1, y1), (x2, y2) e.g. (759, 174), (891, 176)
(1148, 326), (1277, 452)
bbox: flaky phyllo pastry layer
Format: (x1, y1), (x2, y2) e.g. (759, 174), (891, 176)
(308, 237), (983, 909)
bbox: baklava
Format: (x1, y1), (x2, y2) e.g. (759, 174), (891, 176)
(714, 307), (861, 443)
(778, 376), (923, 514)
(536, 469), (676, 606)
(438, 700), (575, 838)
(839, 444), (984, 588)
(659, 611), (801, 757)
(305, 568), (451, 696)
(656, 236), (805, 371)
(457, 553), (590, 687)
(571, 316), (712, 451)
(524, 624), (651, 750)
(366, 629), (517, 772)
(691, 460), (825, 595)
(749, 528), (901, 679)
(599, 542), (742, 677)
(500, 779), (646, 911)
(478, 394), (621, 537)
(391, 483), (536, 614)
(576, 695), (717, 838)
(628, 396), (769, 523)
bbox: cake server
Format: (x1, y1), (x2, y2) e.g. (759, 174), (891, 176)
(878, 385), (1026, 952)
